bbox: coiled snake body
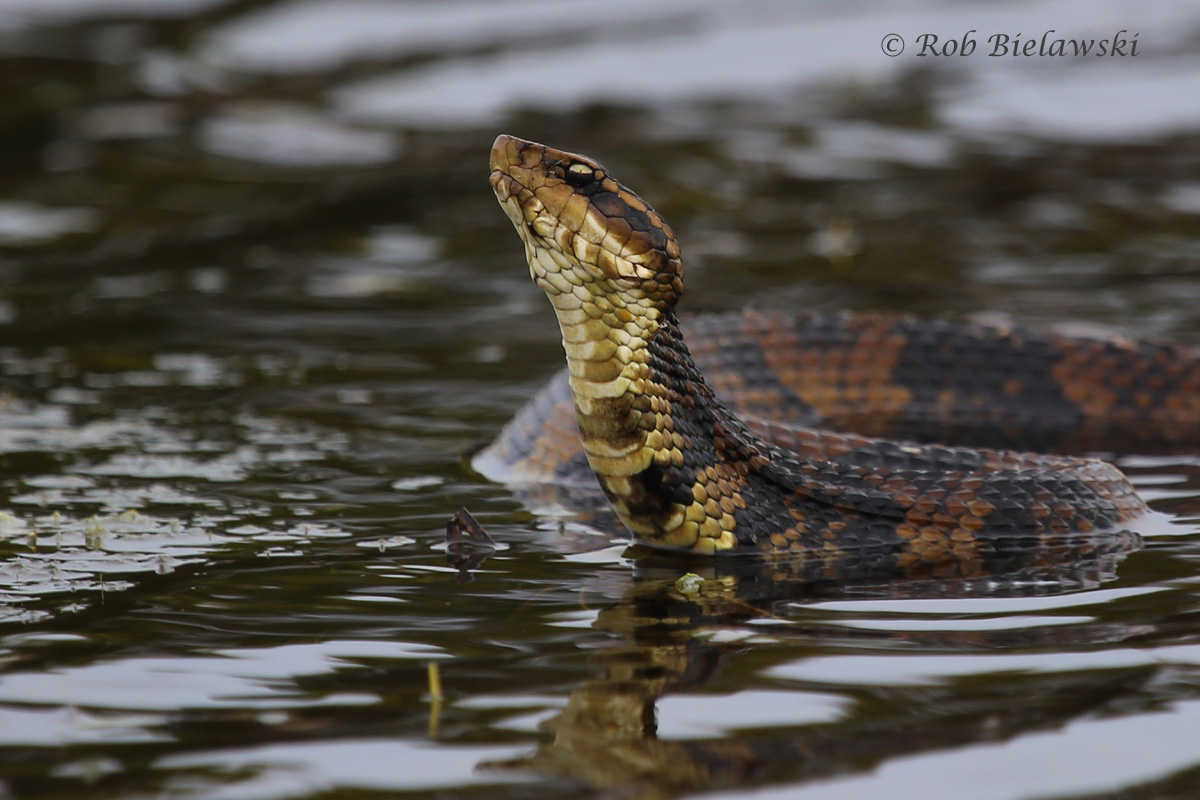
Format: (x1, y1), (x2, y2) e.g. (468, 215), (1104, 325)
(485, 135), (1200, 563)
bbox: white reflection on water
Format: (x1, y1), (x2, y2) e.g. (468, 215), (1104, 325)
(701, 699), (1200, 800)
(156, 739), (533, 798)
(656, 690), (847, 740)
(780, 122), (956, 181)
(199, 104), (399, 167)
(0, 202), (100, 247)
(767, 642), (1200, 686)
(827, 614), (1094, 632)
(293, 0), (1200, 143)
(944, 56), (1200, 142)
(0, 639), (446, 712)
(0, 0), (229, 31)
(0, 705), (171, 746)
(199, 0), (712, 74)
(804, 585), (1165, 615)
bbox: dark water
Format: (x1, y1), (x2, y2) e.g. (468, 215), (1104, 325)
(2, 2), (1200, 798)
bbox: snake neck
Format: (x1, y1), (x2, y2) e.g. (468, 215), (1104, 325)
(551, 292), (779, 554)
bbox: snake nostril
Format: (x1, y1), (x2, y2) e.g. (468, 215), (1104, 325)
(490, 134), (518, 172)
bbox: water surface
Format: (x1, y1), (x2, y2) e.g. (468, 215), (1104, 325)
(2, 1), (1200, 798)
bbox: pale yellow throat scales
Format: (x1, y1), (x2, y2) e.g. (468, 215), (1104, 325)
(526, 244), (737, 555)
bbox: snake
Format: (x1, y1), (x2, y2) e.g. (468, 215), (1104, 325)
(484, 134), (1200, 563)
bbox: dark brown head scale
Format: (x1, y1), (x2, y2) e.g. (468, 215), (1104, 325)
(490, 134), (684, 310)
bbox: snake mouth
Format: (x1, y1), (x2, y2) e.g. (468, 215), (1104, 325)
(489, 169), (511, 201)
(488, 134), (520, 206)
(489, 168), (534, 237)
(489, 134), (530, 198)
(488, 138), (531, 224)
(488, 160), (551, 290)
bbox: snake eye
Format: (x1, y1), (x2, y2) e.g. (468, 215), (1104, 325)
(564, 162), (597, 187)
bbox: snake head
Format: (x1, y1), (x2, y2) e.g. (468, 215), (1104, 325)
(490, 134), (683, 310)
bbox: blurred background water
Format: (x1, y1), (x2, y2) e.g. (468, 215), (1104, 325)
(2, 1), (1200, 798)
